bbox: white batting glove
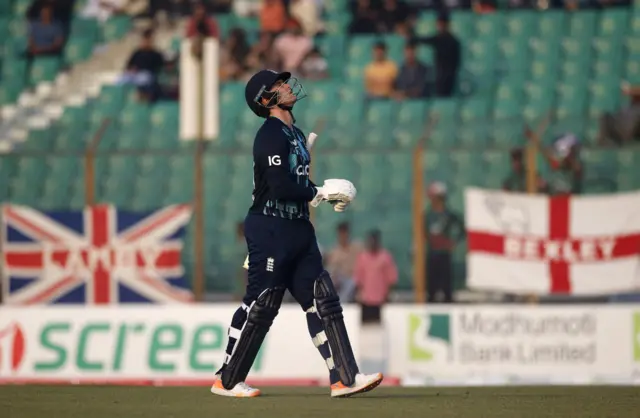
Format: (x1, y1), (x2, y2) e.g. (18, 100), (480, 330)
(242, 255), (249, 270)
(311, 179), (357, 207)
(331, 201), (349, 212)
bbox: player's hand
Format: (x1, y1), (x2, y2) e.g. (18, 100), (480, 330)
(331, 201), (349, 212)
(310, 179), (357, 207)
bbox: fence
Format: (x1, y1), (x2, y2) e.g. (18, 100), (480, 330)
(0, 112), (621, 302)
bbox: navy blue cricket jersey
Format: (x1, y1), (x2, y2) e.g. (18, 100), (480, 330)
(249, 116), (318, 220)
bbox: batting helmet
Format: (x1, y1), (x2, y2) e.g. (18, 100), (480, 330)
(244, 69), (306, 118)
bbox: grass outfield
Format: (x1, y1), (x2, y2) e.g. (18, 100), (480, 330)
(2, 385), (639, 418)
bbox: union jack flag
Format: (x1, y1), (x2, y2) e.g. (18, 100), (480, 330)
(1, 204), (194, 305)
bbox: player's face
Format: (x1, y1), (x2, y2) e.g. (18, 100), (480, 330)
(272, 80), (297, 106)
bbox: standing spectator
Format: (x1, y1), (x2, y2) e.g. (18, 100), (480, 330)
(290, 0), (322, 36)
(354, 230), (398, 324)
(364, 41), (398, 99)
(298, 47), (330, 80)
(273, 19), (313, 74)
(502, 147), (548, 193)
(119, 29), (165, 101)
(185, 2), (219, 39)
(598, 82), (640, 145)
(394, 41), (431, 99)
(424, 182), (464, 303)
(349, 0), (378, 34)
(326, 222), (363, 303)
(260, 0), (287, 35)
(378, 0), (414, 34)
(28, 6), (65, 58)
(528, 130), (583, 195)
(412, 12), (461, 98)
(220, 28), (250, 81)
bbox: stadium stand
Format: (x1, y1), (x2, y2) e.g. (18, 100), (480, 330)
(2, 1), (640, 295)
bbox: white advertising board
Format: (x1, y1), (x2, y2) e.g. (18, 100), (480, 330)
(0, 305), (360, 385)
(384, 305), (640, 385)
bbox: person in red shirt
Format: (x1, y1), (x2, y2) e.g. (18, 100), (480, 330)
(353, 230), (398, 324)
(185, 2), (219, 39)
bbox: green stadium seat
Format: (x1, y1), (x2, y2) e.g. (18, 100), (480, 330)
(64, 36), (95, 64)
(568, 10), (597, 38)
(505, 11), (536, 40)
(598, 9), (629, 40)
(102, 16), (131, 41)
(428, 99), (458, 148)
(537, 11), (566, 38)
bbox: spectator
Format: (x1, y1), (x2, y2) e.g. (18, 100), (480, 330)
(290, 0), (322, 36)
(299, 47), (330, 80)
(273, 19), (313, 74)
(246, 32), (281, 74)
(528, 131), (583, 195)
(28, 0), (74, 31)
(364, 41), (398, 99)
(185, 2), (219, 39)
(326, 222), (363, 303)
(260, 0), (287, 35)
(378, 0), (414, 34)
(28, 6), (64, 58)
(502, 147), (548, 193)
(599, 83), (640, 145)
(119, 29), (165, 102)
(424, 182), (464, 303)
(354, 230), (398, 324)
(473, 0), (498, 13)
(349, 0), (378, 34)
(394, 41), (431, 99)
(412, 12), (461, 98)
(220, 28), (250, 81)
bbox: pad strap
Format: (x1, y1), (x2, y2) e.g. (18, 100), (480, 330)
(314, 271), (359, 386)
(221, 287), (285, 389)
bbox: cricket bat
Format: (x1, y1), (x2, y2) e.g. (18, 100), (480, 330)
(307, 132), (318, 150)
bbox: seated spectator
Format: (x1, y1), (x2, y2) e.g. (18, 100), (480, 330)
(599, 83), (640, 145)
(260, 0), (287, 35)
(185, 2), (219, 39)
(220, 28), (251, 81)
(299, 47), (330, 80)
(290, 0), (322, 36)
(28, 6), (64, 57)
(393, 41), (431, 99)
(273, 19), (313, 74)
(502, 147), (548, 193)
(119, 29), (165, 102)
(349, 0), (378, 34)
(364, 41), (398, 99)
(246, 32), (281, 74)
(28, 0), (73, 33)
(472, 0), (498, 13)
(378, 0), (414, 34)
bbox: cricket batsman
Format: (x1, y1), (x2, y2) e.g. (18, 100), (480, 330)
(210, 69), (384, 398)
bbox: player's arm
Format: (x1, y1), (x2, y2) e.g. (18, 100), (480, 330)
(256, 133), (317, 202)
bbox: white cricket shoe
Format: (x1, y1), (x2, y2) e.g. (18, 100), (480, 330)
(330, 372), (384, 398)
(210, 375), (261, 398)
